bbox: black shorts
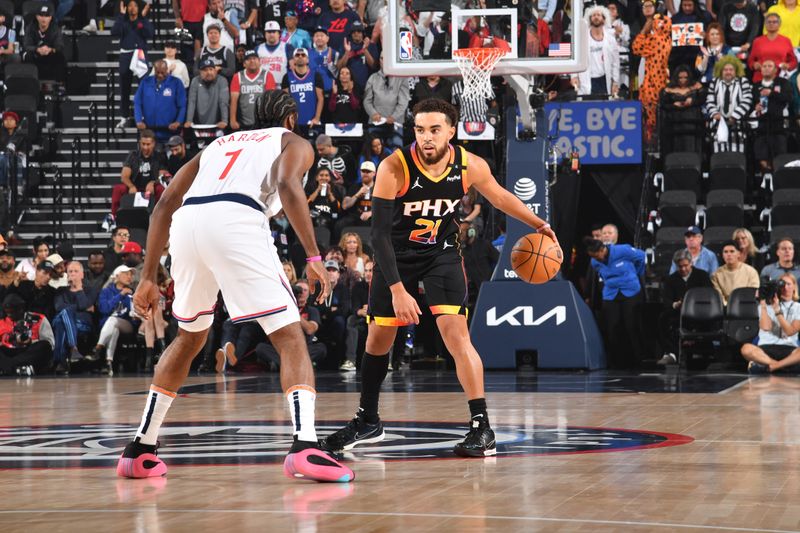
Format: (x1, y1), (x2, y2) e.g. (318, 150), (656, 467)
(760, 344), (797, 360)
(368, 249), (467, 326)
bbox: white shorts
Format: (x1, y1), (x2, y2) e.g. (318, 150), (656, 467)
(169, 200), (299, 334)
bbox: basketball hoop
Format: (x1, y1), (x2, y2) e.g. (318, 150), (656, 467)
(453, 47), (507, 101)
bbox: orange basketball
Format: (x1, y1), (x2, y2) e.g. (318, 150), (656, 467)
(511, 233), (563, 284)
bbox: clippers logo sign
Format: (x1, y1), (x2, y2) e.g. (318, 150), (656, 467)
(0, 421), (691, 468)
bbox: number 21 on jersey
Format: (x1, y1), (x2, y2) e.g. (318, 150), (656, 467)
(409, 218), (441, 245)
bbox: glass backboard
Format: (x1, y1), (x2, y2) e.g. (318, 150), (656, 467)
(384, 0), (588, 77)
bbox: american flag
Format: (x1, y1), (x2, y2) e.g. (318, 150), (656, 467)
(548, 43), (572, 57)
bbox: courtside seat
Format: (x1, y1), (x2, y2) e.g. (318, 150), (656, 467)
(725, 287), (759, 344)
(679, 287), (725, 365)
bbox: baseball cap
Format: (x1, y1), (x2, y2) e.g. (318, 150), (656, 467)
(112, 265), (136, 278)
(264, 20), (280, 32)
(349, 20), (365, 34)
(685, 225), (703, 236)
(3, 111), (19, 123)
(0, 248), (12, 257)
(293, 47), (308, 56)
(324, 259), (340, 271)
(243, 49), (258, 60)
(37, 260), (55, 272)
(199, 57), (216, 70)
(285, 9), (297, 17)
(121, 242), (142, 255)
(37, 4), (52, 16)
(167, 135), (184, 147)
(206, 21), (222, 33)
(360, 161), (376, 172)
(313, 25), (327, 34)
(46, 253), (63, 265)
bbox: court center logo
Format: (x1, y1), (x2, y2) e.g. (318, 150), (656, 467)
(513, 178), (537, 201)
(0, 421), (692, 469)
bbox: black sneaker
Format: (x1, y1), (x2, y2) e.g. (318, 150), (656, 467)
(324, 411), (385, 451)
(454, 416), (496, 457)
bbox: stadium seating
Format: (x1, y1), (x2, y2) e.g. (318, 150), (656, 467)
(705, 190), (744, 228)
(658, 190), (696, 228)
(709, 152), (747, 193)
(772, 154), (800, 191)
(770, 189), (800, 227)
(678, 287), (725, 365)
(663, 152), (702, 198)
(770, 226), (800, 246)
(654, 226), (686, 276)
(340, 225), (371, 249)
(703, 226), (736, 257)
(724, 287), (759, 345)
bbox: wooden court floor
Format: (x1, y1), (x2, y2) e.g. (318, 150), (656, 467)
(1, 372), (799, 532)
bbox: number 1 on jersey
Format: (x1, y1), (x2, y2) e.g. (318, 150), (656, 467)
(218, 149), (243, 180)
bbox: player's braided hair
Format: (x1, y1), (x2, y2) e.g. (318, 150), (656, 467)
(256, 90), (298, 129)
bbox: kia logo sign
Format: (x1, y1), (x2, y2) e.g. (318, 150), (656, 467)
(486, 306), (566, 326)
(513, 178), (537, 201)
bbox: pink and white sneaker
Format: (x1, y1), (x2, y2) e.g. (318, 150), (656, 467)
(116, 441), (168, 478)
(283, 442), (355, 483)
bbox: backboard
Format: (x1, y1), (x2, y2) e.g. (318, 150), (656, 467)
(383, 0), (588, 77)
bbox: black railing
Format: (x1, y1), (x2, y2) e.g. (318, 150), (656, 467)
(88, 102), (100, 180)
(71, 137), (83, 211)
(153, 0), (163, 42)
(52, 168), (65, 241)
(105, 70), (116, 145)
(6, 148), (17, 227)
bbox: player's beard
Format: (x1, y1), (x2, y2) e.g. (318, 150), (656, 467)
(417, 143), (449, 166)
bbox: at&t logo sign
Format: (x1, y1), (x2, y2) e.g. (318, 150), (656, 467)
(513, 177), (541, 214)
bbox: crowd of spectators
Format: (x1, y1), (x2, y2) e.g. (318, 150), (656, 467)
(12, 0), (800, 376)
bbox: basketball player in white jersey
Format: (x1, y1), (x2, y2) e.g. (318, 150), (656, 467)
(117, 91), (355, 483)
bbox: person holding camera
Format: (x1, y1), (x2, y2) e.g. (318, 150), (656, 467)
(741, 273), (800, 373)
(0, 293), (54, 376)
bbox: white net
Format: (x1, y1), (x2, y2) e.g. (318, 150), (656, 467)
(453, 48), (507, 102)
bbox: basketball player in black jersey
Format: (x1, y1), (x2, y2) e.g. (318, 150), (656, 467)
(325, 99), (558, 457)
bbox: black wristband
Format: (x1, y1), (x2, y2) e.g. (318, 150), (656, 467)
(371, 197), (402, 286)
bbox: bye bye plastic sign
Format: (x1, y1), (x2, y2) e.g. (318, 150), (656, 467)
(545, 101), (643, 165)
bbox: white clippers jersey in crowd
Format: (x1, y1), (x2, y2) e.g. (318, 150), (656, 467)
(256, 41), (289, 84)
(183, 127), (287, 218)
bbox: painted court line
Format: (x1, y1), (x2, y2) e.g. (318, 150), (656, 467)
(718, 378), (751, 395)
(0, 509), (791, 532)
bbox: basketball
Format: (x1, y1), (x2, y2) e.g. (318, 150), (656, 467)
(511, 233), (563, 284)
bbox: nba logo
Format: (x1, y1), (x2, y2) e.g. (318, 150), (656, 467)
(399, 31), (413, 61)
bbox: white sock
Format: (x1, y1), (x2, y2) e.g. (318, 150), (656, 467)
(134, 385), (176, 446)
(286, 385), (317, 442)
